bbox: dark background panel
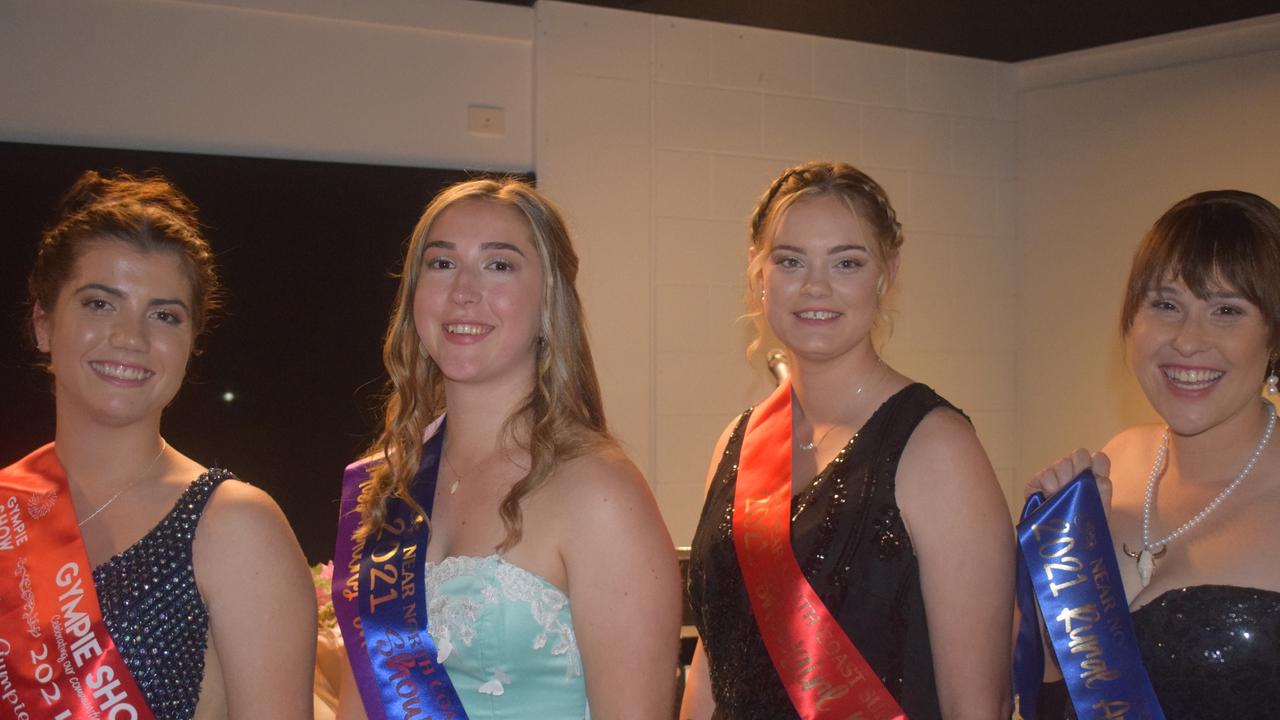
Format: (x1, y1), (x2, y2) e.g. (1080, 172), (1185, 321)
(0, 141), (525, 563)
(485, 0), (1280, 61)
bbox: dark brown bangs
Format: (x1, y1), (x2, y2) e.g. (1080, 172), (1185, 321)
(1121, 192), (1280, 348)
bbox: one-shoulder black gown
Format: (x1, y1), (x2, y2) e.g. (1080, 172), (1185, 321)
(688, 384), (958, 719)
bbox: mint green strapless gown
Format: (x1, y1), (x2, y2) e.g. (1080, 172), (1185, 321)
(426, 555), (589, 719)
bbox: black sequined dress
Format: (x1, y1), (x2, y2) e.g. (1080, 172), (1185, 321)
(688, 384), (957, 720)
(1040, 584), (1280, 719)
(1134, 585), (1280, 718)
(92, 470), (232, 720)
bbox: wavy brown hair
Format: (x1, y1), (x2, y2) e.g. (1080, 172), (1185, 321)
(356, 178), (610, 548)
(744, 161), (904, 357)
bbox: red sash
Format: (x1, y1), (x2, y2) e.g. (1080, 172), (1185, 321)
(732, 381), (906, 720)
(0, 444), (155, 720)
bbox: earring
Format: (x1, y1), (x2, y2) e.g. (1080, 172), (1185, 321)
(1268, 361), (1279, 395)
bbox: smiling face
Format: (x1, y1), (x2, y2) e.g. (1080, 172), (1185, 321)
(1129, 276), (1272, 437)
(761, 193), (892, 364)
(412, 198), (545, 389)
(33, 240), (195, 429)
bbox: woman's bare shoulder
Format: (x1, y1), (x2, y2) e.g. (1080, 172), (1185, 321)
(192, 477), (306, 578)
(549, 442), (648, 503)
(201, 478), (290, 529)
(1102, 423), (1164, 458)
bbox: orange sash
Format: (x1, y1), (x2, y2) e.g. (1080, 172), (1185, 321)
(0, 444), (155, 720)
(732, 380), (906, 720)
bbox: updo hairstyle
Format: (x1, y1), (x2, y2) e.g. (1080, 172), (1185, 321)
(28, 170), (221, 344)
(744, 161), (904, 354)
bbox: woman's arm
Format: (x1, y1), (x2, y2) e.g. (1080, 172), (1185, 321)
(1026, 448), (1112, 512)
(335, 651), (368, 720)
(678, 417), (737, 720)
(895, 409), (1014, 720)
(194, 480), (317, 720)
(680, 640), (715, 720)
(559, 450), (683, 719)
(1023, 447), (1113, 682)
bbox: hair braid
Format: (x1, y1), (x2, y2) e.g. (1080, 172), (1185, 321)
(744, 160), (905, 358)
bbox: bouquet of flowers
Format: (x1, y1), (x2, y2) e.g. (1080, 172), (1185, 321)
(311, 561), (342, 717)
(311, 561), (338, 631)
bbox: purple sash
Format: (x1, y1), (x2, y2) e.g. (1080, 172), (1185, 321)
(333, 416), (466, 719)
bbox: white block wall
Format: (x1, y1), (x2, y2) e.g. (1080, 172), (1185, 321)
(7, 0), (1274, 548)
(535, 1), (1020, 544)
(1014, 17), (1280, 484)
(0, 0), (534, 169)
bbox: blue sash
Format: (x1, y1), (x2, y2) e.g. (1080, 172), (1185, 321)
(333, 418), (468, 720)
(1012, 470), (1164, 720)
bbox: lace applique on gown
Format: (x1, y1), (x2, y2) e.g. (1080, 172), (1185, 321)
(427, 554), (589, 719)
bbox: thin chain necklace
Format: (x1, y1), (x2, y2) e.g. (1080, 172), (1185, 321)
(1124, 400), (1276, 588)
(443, 449), (463, 494)
(77, 439), (168, 527)
(444, 444), (496, 495)
(798, 357), (883, 452)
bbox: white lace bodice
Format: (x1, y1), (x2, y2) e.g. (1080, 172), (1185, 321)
(425, 554), (589, 718)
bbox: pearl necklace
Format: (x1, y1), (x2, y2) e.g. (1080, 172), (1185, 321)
(1124, 400), (1276, 588)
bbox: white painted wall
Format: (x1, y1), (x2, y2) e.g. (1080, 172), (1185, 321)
(0, 0), (534, 169)
(535, 1), (1020, 544)
(7, 0), (1274, 546)
(1014, 16), (1280, 485)
(0, 0), (1021, 545)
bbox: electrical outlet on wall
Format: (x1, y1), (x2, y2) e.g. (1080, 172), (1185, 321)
(467, 105), (506, 136)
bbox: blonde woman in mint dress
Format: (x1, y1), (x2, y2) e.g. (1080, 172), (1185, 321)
(334, 178), (681, 719)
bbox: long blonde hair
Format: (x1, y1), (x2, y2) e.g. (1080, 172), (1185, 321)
(357, 178), (609, 549)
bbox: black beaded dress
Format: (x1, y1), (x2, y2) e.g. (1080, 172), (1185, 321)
(1039, 585), (1280, 720)
(688, 384), (957, 720)
(92, 470), (232, 720)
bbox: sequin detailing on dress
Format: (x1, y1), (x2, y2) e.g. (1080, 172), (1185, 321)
(1133, 585), (1280, 720)
(92, 470), (232, 720)
(1040, 585), (1280, 720)
(687, 384), (961, 720)
(872, 503), (909, 561)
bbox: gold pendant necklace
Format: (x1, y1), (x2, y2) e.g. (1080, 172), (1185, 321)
(443, 450), (462, 494)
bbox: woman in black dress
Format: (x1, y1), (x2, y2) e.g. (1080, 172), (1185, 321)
(681, 161), (1013, 719)
(1030, 190), (1280, 719)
